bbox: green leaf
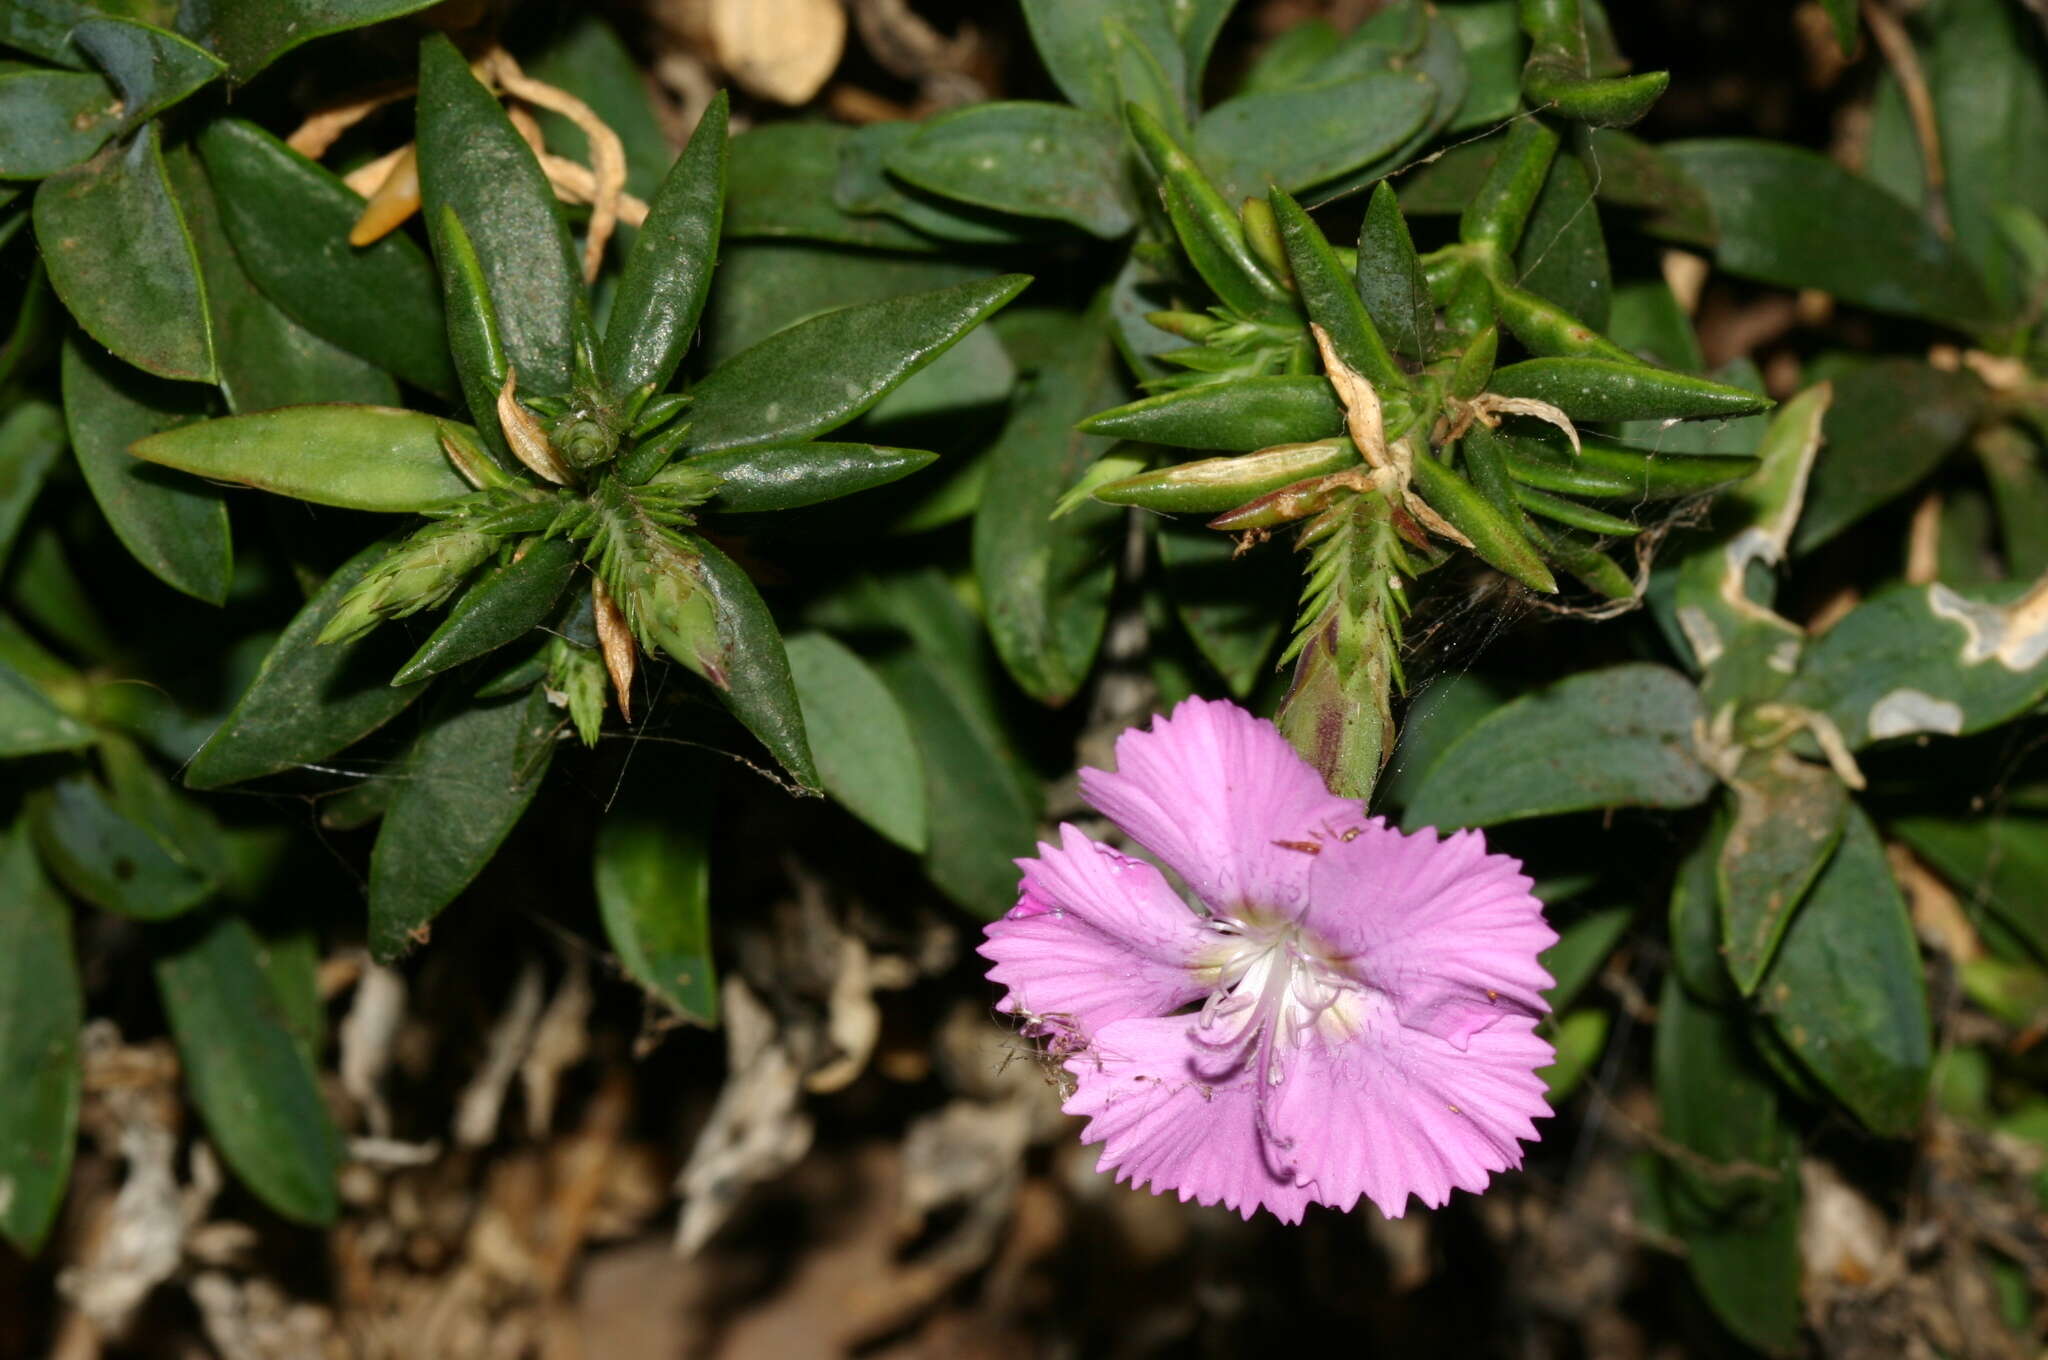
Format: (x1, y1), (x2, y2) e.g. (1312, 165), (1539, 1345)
(164, 145), (398, 413)
(0, 660), (92, 756)
(1665, 814), (1735, 1009)
(1817, 0), (1857, 52)
(197, 119), (454, 398)
(368, 684), (554, 962)
(724, 125), (946, 253)
(30, 772), (211, 919)
(687, 536), (817, 791)
(1195, 70), (1436, 201)
(1298, 11), (1464, 204)
(1401, 663), (1714, 830)
(35, 125), (214, 383)
(602, 91), (726, 400)
(1155, 517), (1289, 698)
(1537, 1007), (1608, 1101)
(176, 0), (440, 83)
(833, 573), (1040, 916)
(1652, 975), (1802, 1356)
(60, 340), (231, 603)
(72, 16), (224, 125)
(1441, 0), (1522, 130)
(1271, 188), (1401, 391)
(833, 121), (1040, 247)
(185, 541), (429, 788)
(415, 33), (583, 398)
(785, 631), (926, 853)
(0, 828), (80, 1254)
(686, 442), (936, 512)
(0, 69), (121, 178)
(156, 914), (338, 1224)
(973, 304), (1124, 706)
(1783, 578), (2048, 749)
(1021, 0), (1185, 119)
(1539, 904), (1632, 1014)
(1380, 672), (1508, 809)
(1757, 806), (1931, 1137)
(1487, 357), (1773, 422)
(1796, 361), (1982, 554)
(425, 206), (513, 462)
(1605, 278), (1706, 371)
(99, 735), (267, 901)
(1978, 426), (2048, 578)
(1171, 0), (1236, 86)
(1894, 814), (2048, 962)
(0, 0), (136, 67)
(1357, 181), (1435, 362)
(1661, 139), (1994, 328)
(1079, 375), (1342, 451)
(1920, 0), (2048, 315)
(887, 101), (1135, 239)
(0, 398), (67, 571)
(392, 536), (576, 685)
(1581, 129), (1716, 248)
(1516, 147), (1610, 332)
(683, 274), (1029, 454)
(594, 757), (718, 1025)
(1669, 383), (1828, 706)
(1718, 754), (1850, 995)
(131, 404), (473, 512)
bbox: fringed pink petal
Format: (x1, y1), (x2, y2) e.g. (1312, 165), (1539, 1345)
(980, 824), (1214, 1035)
(1305, 820), (1557, 1047)
(1063, 1015), (1316, 1224)
(1079, 697), (1362, 917)
(1272, 998), (1555, 1218)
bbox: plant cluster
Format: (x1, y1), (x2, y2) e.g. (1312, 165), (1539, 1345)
(2, 0), (2047, 1351)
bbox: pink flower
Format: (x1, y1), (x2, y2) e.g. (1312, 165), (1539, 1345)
(980, 697), (1556, 1223)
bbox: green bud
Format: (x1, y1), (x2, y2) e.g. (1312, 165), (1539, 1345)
(318, 520), (496, 645)
(592, 480), (727, 686)
(1240, 196), (1292, 286)
(1146, 310), (1227, 342)
(545, 636), (607, 747)
(630, 392), (693, 438)
(1096, 440), (1359, 514)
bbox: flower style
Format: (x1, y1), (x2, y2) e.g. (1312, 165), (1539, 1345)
(980, 697), (1557, 1222)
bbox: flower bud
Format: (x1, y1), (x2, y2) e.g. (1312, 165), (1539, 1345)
(318, 519), (495, 645)
(545, 636), (607, 747)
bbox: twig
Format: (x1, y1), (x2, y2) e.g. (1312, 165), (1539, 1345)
(486, 47), (627, 282)
(1862, 0), (1952, 239)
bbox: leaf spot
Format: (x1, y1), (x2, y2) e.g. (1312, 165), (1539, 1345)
(1866, 688), (1963, 741)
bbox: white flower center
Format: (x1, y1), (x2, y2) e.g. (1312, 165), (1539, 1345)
(1190, 913), (1366, 1174)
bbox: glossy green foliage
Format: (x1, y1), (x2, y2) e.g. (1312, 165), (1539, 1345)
(974, 304), (1125, 706)
(177, 0), (439, 82)
(368, 685), (554, 962)
(415, 34), (583, 397)
(0, 831), (79, 1252)
(1663, 140), (1994, 327)
(186, 543), (428, 789)
(35, 125), (214, 383)
(198, 120), (456, 397)
(603, 93), (728, 398)
(684, 275), (1030, 453)
(888, 103), (1135, 239)
(595, 760), (719, 1026)
(1757, 808), (1931, 1137)
(1403, 665), (1714, 830)
(156, 915), (338, 1224)
(132, 404), (472, 511)
(785, 632), (926, 853)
